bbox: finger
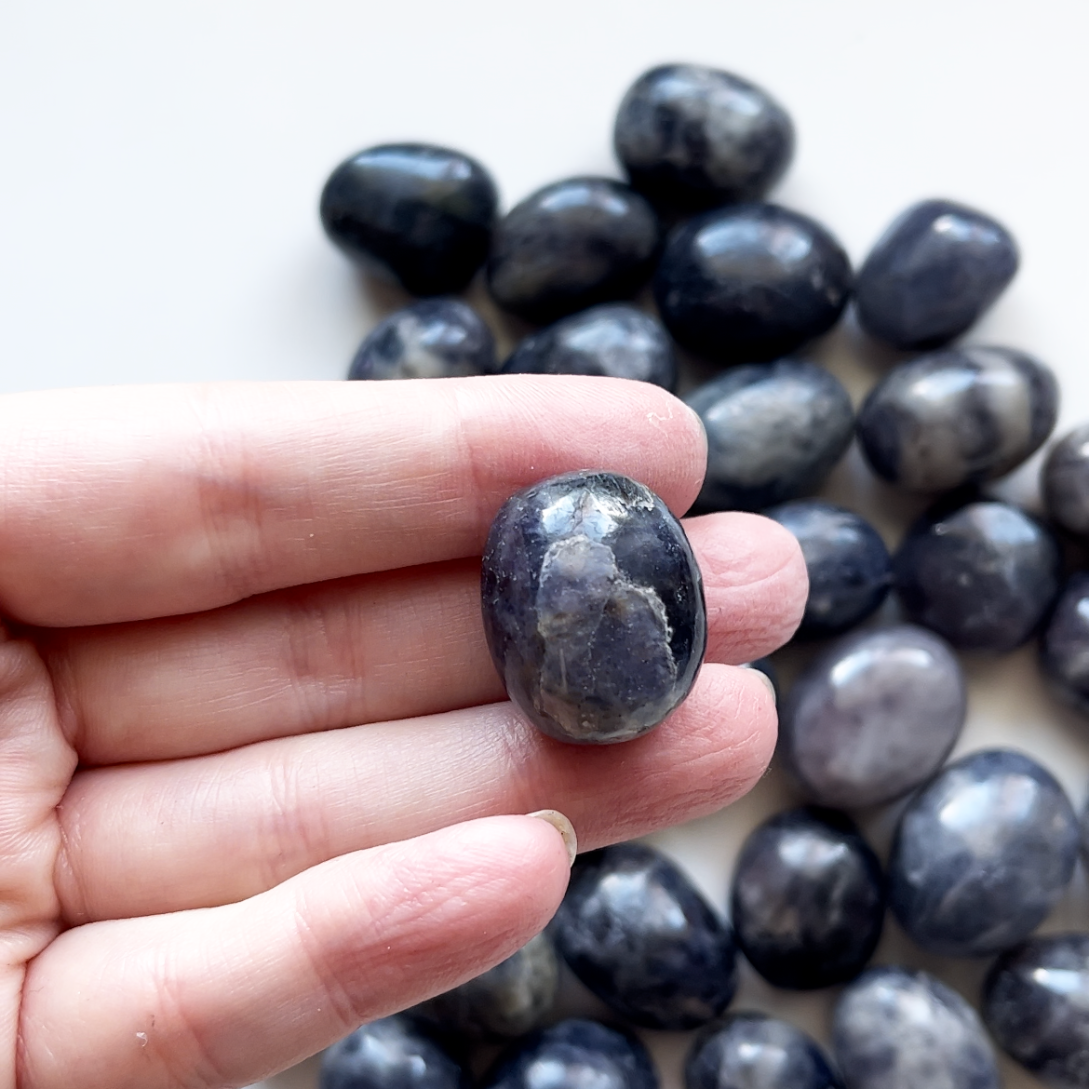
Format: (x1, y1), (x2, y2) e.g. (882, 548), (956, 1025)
(20, 816), (571, 1089)
(0, 377), (706, 627)
(42, 512), (804, 764)
(55, 663), (775, 923)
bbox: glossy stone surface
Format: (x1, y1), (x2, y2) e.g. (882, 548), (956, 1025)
(414, 932), (557, 1040)
(685, 362), (853, 512)
(653, 203), (852, 363)
(1043, 423), (1089, 537)
(685, 1012), (842, 1089)
(486, 177), (659, 324)
(765, 500), (891, 636)
(1041, 574), (1089, 717)
(730, 808), (884, 990)
(614, 64), (794, 211)
(320, 144), (498, 296)
(893, 498), (1061, 651)
(501, 304), (677, 389)
(889, 749), (1079, 957)
(320, 1015), (467, 1089)
(780, 624), (965, 808)
(481, 471), (705, 744)
(855, 199), (1019, 350)
(485, 1019), (658, 1089)
(833, 967), (1000, 1089)
(552, 843), (737, 1029)
(348, 299), (496, 380)
(856, 345), (1058, 492)
(984, 933), (1089, 1088)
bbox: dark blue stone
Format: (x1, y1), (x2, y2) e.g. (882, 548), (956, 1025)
(348, 300), (497, 380)
(1044, 424), (1089, 538)
(486, 178), (659, 324)
(765, 500), (891, 636)
(481, 471), (705, 744)
(614, 64), (794, 211)
(855, 199), (1019, 350)
(685, 1012), (842, 1089)
(984, 933), (1089, 1088)
(320, 144), (498, 296)
(685, 361), (853, 513)
(893, 498), (1061, 652)
(501, 304), (677, 390)
(730, 808), (884, 990)
(780, 625), (965, 809)
(833, 967), (1000, 1089)
(653, 203), (852, 363)
(888, 749), (1079, 958)
(1040, 573), (1089, 717)
(552, 842), (737, 1030)
(320, 1015), (467, 1089)
(856, 346), (1058, 492)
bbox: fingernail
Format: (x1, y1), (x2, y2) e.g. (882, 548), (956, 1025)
(528, 809), (578, 866)
(751, 668), (777, 706)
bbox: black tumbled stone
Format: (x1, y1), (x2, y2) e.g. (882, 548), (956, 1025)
(1041, 573), (1089, 717)
(1043, 423), (1089, 538)
(320, 1015), (467, 1089)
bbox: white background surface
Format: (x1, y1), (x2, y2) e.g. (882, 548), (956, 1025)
(3, 2), (1089, 1087)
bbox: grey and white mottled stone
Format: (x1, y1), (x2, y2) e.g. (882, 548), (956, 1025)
(856, 345), (1058, 492)
(320, 1015), (467, 1089)
(779, 624), (965, 809)
(501, 304), (677, 389)
(1044, 423), (1089, 537)
(832, 967), (1000, 1089)
(685, 361), (854, 512)
(984, 933), (1089, 1088)
(1040, 573), (1089, 717)
(614, 64), (794, 211)
(348, 299), (496, 380)
(889, 749), (1080, 957)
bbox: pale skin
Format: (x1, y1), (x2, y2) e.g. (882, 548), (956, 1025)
(0, 375), (807, 1089)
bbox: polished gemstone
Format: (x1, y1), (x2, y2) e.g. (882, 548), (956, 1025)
(765, 500), (891, 636)
(1040, 574), (1089, 717)
(614, 64), (794, 211)
(685, 361), (853, 512)
(481, 471), (705, 744)
(552, 842), (737, 1030)
(855, 199), (1019, 350)
(486, 177), (659, 323)
(501, 303), (677, 389)
(320, 1015), (467, 1089)
(1043, 423), (1089, 538)
(779, 624), (965, 808)
(320, 144), (498, 296)
(893, 498), (1061, 651)
(888, 749), (1079, 957)
(653, 203), (852, 363)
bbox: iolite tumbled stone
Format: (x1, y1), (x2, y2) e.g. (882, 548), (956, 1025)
(855, 199), (1019, 350)
(552, 843), (737, 1030)
(888, 749), (1079, 958)
(653, 203), (852, 363)
(320, 144), (498, 296)
(320, 1015), (467, 1089)
(614, 64), (794, 211)
(1041, 574), (1089, 717)
(1043, 423), (1089, 537)
(481, 471), (705, 744)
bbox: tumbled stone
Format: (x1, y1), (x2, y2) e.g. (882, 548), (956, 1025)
(552, 842), (737, 1030)
(833, 967), (1000, 1089)
(501, 304), (677, 389)
(348, 299), (496, 380)
(780, 624), (965, 808)
(481, 471), (705, 744)
(614, 64), (794, 211)
(1040, 574), (1089, 717)
(893, 498), (1061, 651)
(653, 203), (852, 363)
(730, 807), (884, 990)
(855, 199), (1019, 350)
(486, 178), (659, 323)
(685, 361), (853, 512)
(856, 345), (1058, 492)
(1043, 423), (1089, 538)
(889, 749), (1079, 957)
(320, 144), (498, 296)
(765, 500), (891, 636)
(685, 1012), (842, 1089)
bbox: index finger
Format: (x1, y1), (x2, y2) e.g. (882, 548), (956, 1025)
(0, 377), (706, 627)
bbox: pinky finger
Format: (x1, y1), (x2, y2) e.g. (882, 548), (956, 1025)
(17, 815), (574, 1089)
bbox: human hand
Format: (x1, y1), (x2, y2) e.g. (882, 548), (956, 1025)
(0, 376), (805, 1088)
